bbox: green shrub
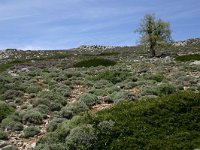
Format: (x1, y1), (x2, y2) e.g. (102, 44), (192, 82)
(65, 124), (97, 149)
(1, 145), (18, 150)
(37, 91), (66, 106)
(98, 120), (115, 135)
(1, 117), (23, 131)
(46, 118), (65, 132)
(0, 101), (14, 122)
(142, 86), (159, 96)
(78, 93), (98, 106)
(0, 76), (11, 95)
(74, 58), (116, 68)
(33, 97), (62, 112)
(98, 52), (119, 56)
(175, 54), (200, 62)
(93, 80), (113, 89)
(23, 126), (40, 138)
(105, 86), (120, 94)
(90, 91), (200, 149)
(60, 101), (89, 119)
(3, 90), (24, 100)
(0, 130), (8, 140)
(35, 104), (50, 113)
(123, 81), (138, 89)
(89, 89), (108, 96)
(92, 70), (131, 84)
(157, 84), (177, 95)
(109, 91), (135, 103)
(37, 132), (61, 145)
(26, 85), (42, 93)
(144, 73), (166, 82)
(21, 110), (43, 125)
(34, 143), (66, 150)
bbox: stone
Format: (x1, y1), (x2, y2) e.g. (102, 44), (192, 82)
(190, 61), (200, 65)
(162, 56), (173, 63)
(27, 142), (36, 150)
(0, 140), (7, 148)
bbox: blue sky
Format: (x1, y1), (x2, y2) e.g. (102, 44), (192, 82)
(0, 0), (200, 50)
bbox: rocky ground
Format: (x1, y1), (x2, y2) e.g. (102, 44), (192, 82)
(0, 38), (200, 150)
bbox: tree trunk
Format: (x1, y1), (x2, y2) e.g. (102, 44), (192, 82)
(150, 44), (156, 57)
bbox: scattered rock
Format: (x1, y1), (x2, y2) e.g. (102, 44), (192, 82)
(0, 140), (7, 148)
(190, 61), (200, 65)
(26, 142), (36, 150)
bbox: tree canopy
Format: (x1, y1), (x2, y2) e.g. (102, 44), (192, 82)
(136, 14), (172, 57)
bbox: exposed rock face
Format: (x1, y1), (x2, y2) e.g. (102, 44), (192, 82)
(79, 45), (116, 50)
(173, 38), (200, 46)
(162, 56), (174, 63)
(173, 41), (187, 46)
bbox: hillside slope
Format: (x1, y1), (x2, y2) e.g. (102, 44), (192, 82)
(35, 92), (200, 150)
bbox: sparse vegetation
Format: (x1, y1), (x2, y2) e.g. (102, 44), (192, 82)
(0, 37), (200, 149)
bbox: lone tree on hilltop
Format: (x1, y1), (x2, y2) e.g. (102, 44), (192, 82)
(136, 14), (172, 57)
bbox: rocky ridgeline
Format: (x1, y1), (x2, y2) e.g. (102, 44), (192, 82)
(78, 45), (118, 52)
(173, 38), (200, 46)
(0, 49), (69, 65)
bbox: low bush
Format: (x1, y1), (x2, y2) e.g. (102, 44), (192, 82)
(34, 104), (50, 116)
(91, 91), (200, 149)
(175, 54), (200, 62)
(21, 110), (43, 125)
(46, 118), (65, 132)
(37, 91), (66, 106)
(92, 70), (131, 84)
(93, 80), (113, 89)
(1, 145), (18, 150)
(144, 73), (166, 82)
(1, 117), (23, 131)
(74, 58), (116, 68)
(0, 101), (14, 122)
(23, 126), (40, 138)
(65, 124), (97, 149)
(78, 93), (98, 106)
(34, 143), (66, 150)
(97, 120), (115, 135)
(142, 86), (159, 96)
(3, 90), (24, 100)
(26, 85), (42, 93)
(105, 86), (120, 94)
(0, 130), (8, 140)
(157, 84), (177, 95)
(60, 101), (89, 119)
(98, 52), (119, 56)
(89, 89), (108, 96)
(109, 91), (135, 103)
(36, 132), (61, 145)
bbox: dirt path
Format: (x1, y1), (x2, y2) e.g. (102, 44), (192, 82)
(68, 84), (88, 104)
